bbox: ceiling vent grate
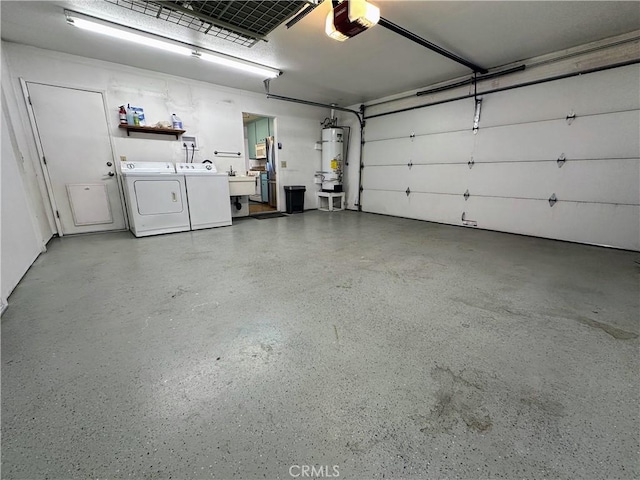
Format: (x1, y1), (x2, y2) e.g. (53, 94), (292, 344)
(105, 0), (309, 47)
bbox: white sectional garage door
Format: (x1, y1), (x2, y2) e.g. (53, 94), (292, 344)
(361, 65), (640, 250)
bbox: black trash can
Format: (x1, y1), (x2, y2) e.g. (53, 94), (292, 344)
(284, 185), (306, 214)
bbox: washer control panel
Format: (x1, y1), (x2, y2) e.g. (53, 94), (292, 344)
(176, 163), (218, 174)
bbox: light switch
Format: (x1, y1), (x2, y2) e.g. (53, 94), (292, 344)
(280, 161), (287, 168)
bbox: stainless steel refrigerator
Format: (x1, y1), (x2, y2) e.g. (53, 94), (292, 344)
(266, 136), (277, 208)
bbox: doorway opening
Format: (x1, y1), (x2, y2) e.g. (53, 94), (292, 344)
(242, 112), (278, 215)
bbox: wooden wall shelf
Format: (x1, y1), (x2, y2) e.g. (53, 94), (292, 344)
(119, 124), (186, 139)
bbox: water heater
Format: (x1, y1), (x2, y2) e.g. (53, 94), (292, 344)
(321, 127), (344, 192)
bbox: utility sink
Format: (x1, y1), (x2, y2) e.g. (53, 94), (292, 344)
(228, 176), (256, 196)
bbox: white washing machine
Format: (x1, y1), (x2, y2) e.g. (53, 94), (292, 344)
(176, 162), (232, 230)
(120, 161), (190, 237)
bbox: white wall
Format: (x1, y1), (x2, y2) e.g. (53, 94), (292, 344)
(1, 92), (44, 307)
(1, 48), (55, 242)
(2, 41), (327, 216)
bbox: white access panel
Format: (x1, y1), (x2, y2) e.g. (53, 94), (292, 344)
(134, 180), (185, 215)
(66, 184), (113, 226)
(184, 175), (232, 230)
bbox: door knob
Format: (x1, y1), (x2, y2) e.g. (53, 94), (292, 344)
(107, 172), (115, 177)
(106, 161), (113, 166)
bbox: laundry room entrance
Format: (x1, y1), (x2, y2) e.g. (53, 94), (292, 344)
(242, 112), (278, 215)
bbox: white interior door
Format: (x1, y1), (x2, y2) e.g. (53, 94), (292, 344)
(26, 82), (125, 235)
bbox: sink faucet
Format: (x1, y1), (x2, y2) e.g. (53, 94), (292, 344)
(228, 165), (235, 176)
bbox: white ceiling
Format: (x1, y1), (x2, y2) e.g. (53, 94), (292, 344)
(2, 1), (639, 106)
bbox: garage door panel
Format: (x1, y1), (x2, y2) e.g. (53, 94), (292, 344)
(567, 64), (640, 113)
(364, 164), (471, 194)
(409, 165), (470, 193)
(468, 159), (640, 204)
(474, 111), (639, 162)
(366, 99), (474, 141)
(554, 159), (639, 205)
(362, 166), (407, 191)
(364, 138), (413, 166)
(412, 130), (476, 164)
(464, 197), (640, 250)
(481, 64), (640, 127)
(362, 189), (466, 225)
(366, 130), (476, 166)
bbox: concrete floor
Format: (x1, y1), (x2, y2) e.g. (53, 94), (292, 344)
(2, 211), (638, 479)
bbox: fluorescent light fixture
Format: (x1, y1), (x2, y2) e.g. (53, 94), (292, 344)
(66, 14), (193, 56)
(65, 11), (281, 78)
(196, 52), (280, 78)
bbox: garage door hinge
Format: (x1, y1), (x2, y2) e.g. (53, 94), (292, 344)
(548, 193), (558, 207)
(359, 186), (364, 192)
(473, 98), (482, 134)
(468, 157), (474, 169)
(405, 187), (411, 196)
(408, 160), (413, 169)
(55, 210), (60, 218)
(566, 111), (576, 125)
(409, 133), (415, 141)
(464, 189), (470, 200)
(42, 156), (47, 165)
(557, 153), (566, 167)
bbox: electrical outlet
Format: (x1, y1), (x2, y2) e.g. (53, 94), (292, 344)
(120, 156), (127, 162)
(280, 161), (287, 168)
(182, 135), (198, 150)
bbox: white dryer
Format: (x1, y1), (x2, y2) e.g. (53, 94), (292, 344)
(176, 162), (232, 230)
(120, 161), (190, 237)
